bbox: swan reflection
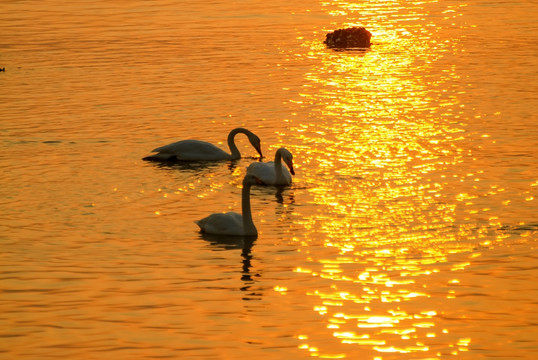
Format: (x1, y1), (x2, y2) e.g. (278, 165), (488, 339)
(199, 233), (261, 301)
(199, 232), (257, 251)
(144, 158), (240, 173)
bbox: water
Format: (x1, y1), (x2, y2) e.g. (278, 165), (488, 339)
(1, 0), (537, 359)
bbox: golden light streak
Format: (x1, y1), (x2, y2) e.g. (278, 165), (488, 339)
(291, 1), (485, 358)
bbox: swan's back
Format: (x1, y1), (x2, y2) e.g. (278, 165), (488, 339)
(151, 140), (230, 161)
(247, 161), (292, 185)
(195, 212), (244, 235)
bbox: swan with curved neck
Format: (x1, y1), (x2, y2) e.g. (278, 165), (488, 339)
(246, 147), (294, 185)
(143, 127), (262, 161)
(195, 174), (262, 236)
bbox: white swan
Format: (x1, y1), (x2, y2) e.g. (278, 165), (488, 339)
(195, 174), (262, 236)
(246, 147), (295, 185)
(143, 127), (263, 161)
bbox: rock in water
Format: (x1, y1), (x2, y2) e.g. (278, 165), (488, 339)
(324, 27), (372, 49)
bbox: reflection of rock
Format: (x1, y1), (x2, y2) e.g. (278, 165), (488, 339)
(324, 27), (372, 49)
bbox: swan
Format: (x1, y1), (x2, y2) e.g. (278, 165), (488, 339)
(195, 174), (262, 236)
(143, 127), (263, 161)
(246, 147), (295, 185)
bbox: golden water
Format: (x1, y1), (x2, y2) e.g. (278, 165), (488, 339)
(1, 1), (537, 359)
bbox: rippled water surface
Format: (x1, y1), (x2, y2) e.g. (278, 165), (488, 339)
(1, 1), (537, 359)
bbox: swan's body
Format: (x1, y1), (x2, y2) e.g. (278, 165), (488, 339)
(195, 174), (261, 236)
(246, 147), (295, 185)
(143, 127), (262, 161)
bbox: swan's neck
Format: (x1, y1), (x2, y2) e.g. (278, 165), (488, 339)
(273, 149), (286, 183)
(227, 128), (249, 160)
(241, 183), (257, 236)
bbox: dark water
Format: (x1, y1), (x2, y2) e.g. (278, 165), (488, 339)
(1, 0), (537, 359)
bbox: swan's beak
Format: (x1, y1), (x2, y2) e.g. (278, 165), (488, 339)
(256, 146), (263, 159)
(254, 176), (265, 185)
(286, 160), (295, 176)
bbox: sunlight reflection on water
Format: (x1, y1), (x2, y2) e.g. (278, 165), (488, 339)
(274, 1), (537, 358)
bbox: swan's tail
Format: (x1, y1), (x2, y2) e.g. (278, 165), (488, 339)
(142, 153), (177, 162)
(194, 219), (204, 231)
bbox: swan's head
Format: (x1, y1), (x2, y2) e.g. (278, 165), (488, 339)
(243, 173), (265, 186)
(247, 133), (263, 159)
(279, 147), (295, 175)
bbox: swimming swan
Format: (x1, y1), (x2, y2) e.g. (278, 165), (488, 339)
(143, 127), (263, 161)
(246, 147), (294, 185)
(195, 174), (262, 236)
